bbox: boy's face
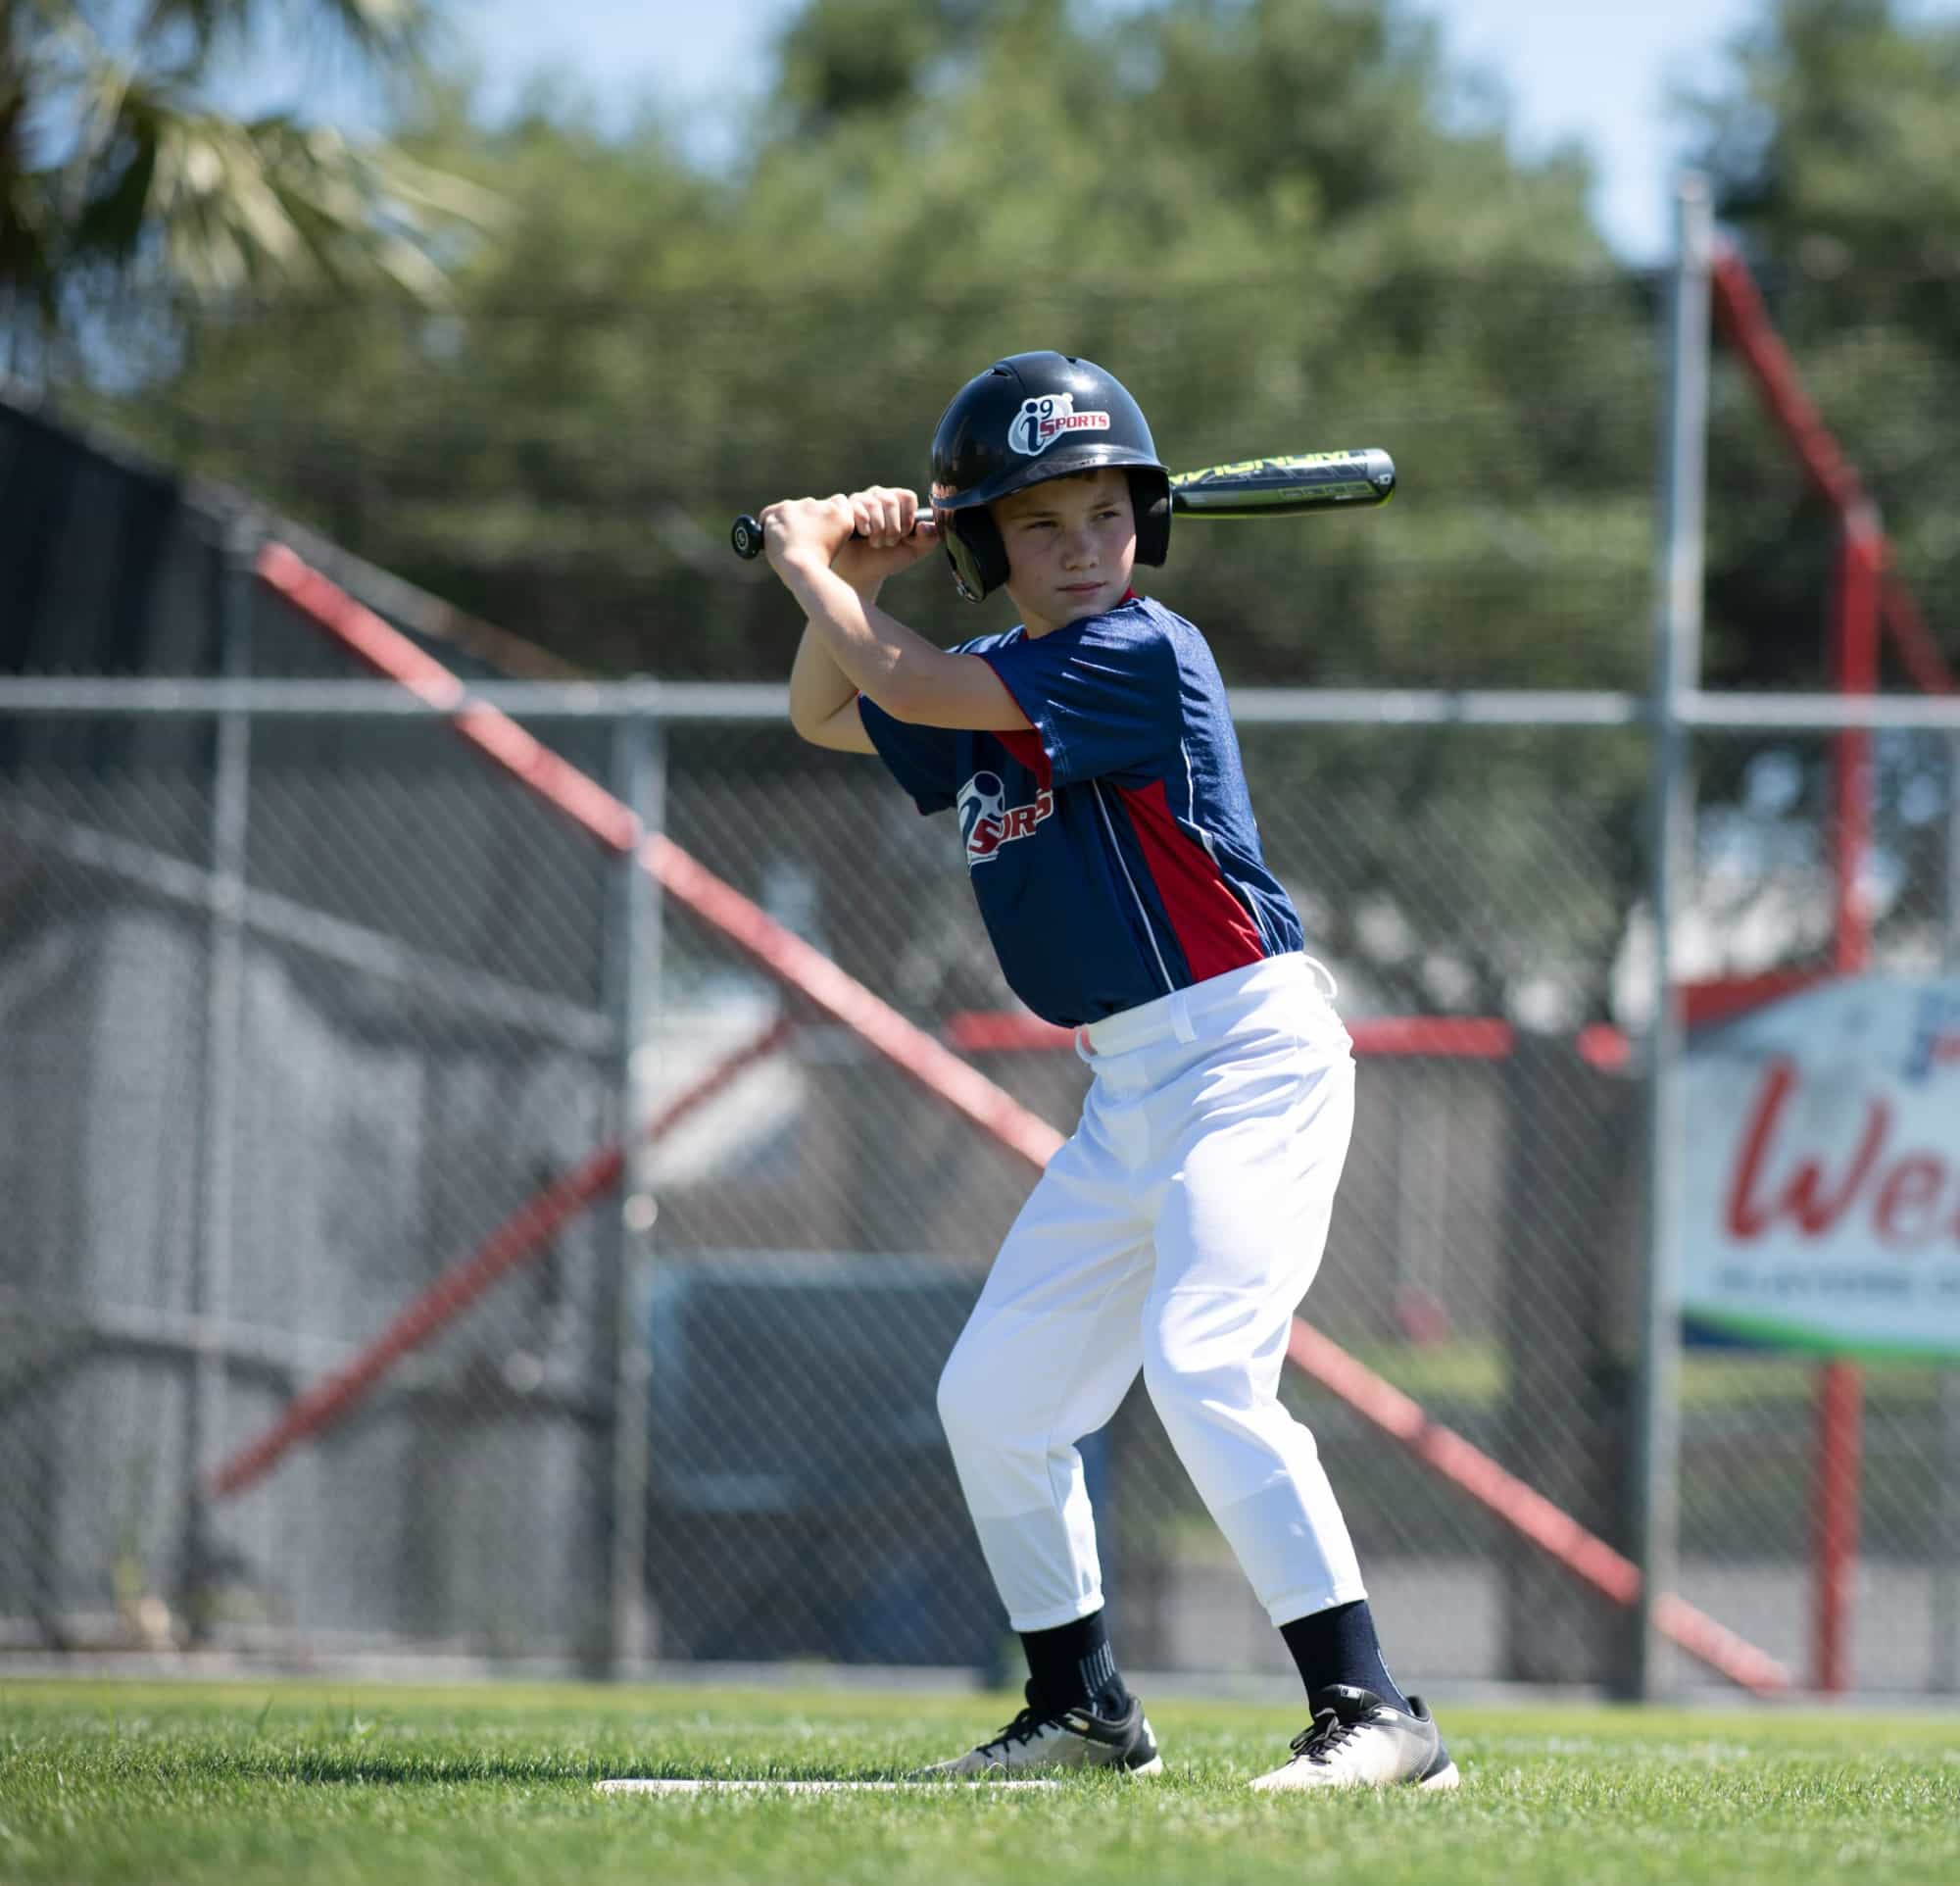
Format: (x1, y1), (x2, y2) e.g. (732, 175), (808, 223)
(991, 467), (1137, 635)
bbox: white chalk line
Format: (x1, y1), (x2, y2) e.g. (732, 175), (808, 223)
(595, 1777), (1059, 1795)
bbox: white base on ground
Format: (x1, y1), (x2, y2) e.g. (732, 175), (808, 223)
(595, 1777), (1059, 1795)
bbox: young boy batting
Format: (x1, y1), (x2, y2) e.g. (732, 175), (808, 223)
(758, 352), (1456, 1792)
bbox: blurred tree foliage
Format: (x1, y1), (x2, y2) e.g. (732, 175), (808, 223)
(105, 0), (1645, 690)
(75, 0), (1960, 1015)
(91, 0), (1657, 1017)
(1679, 0), (1960, 987)
(1686, 0), (1960, 691)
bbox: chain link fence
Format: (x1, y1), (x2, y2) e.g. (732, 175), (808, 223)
(6, 548), (1956, 1692)
(642, 708), (1644, 1687)
(0, 573), (630, 1662)
(1668, 724), (1960, 1693)
(6, 227), (1960, 1697)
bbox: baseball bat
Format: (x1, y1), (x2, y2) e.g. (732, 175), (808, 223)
(727, 448), (1395, 559)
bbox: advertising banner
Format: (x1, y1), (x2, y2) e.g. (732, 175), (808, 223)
(1682, 975), (1960, 1359)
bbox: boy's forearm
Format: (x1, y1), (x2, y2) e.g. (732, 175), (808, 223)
(771, 533), (1023, 732)
(781, 559), (945, 715)
(787, 620), (859, 732)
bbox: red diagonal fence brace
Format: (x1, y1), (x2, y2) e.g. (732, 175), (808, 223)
(1710, 246), (1956, 701)
(238, 542), (1789, 1694)
(209, 1016), (796, 1499)
(1288, 1324), (1789, 1695)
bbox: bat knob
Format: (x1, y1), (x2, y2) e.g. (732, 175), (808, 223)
(730, 514), (765, 560)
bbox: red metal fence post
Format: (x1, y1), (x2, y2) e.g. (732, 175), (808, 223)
(1711, 245), (1912, 1700)
(1811, 516), (1883, 1693)
(1813, 1354), (1866, 1695)
(1832, 518), (1882, 974)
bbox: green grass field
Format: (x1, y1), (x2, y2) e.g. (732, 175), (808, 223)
(2, 1678), (1957, 1886)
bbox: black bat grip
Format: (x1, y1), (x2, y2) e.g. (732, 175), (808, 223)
(728, 507), (936, 562)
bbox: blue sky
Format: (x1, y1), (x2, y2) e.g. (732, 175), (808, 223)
(446, 0), (1748, 260)
(250, 0), (1960, 264)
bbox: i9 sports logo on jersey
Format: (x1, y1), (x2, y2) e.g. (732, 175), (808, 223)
(957, 770), (1054, 865)
(1008, 393), (1110, 458)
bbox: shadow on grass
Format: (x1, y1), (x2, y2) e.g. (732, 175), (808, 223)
(139, 1746), (915, 1788)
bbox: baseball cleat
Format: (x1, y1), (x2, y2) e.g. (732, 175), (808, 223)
(911, 1684), (1164, 1778)
(1248, 1685), (1459, 1792)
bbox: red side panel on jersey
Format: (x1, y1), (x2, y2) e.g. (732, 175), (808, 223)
(1114, 779), (1265, 980)
(997, 726), (1054, 786)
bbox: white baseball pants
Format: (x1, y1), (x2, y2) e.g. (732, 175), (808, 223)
(937, 952), (1367, 1633)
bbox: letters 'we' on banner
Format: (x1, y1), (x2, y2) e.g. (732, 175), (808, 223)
(1684, 976), (1960, 1359)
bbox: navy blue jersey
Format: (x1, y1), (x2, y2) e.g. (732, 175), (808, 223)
(858, 595), (1303, 1027)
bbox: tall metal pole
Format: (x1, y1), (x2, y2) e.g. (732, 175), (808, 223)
(184, 512), (255, 1640)
(1629, 174), (1713, 1700)
(1948, 736), (1960, 968)
(600, 712), (663, 1674)
(1937, 1364), (1960, 1695)
(1938, 742), (1960, 1694)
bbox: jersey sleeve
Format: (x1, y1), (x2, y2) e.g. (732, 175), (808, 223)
(976, 611), (1176, 786)
(857, 694), (959, 815)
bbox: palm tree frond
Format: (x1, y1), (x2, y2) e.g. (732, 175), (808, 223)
(46, 90), (493, 302)
(3, 3), (479, 322)
(134, 0), (435, 68)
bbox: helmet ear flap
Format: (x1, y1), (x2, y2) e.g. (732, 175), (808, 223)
(943, 507), (1010, 603)
(1129, 468), (1172, 567)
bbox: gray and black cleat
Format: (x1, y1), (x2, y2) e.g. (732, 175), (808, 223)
(913, 1684), (1164, 1778)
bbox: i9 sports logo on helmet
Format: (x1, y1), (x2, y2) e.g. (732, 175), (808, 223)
(1008, 393), (1110, 458)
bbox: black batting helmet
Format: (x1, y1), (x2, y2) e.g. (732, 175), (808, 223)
(928, 352), (1171, 602)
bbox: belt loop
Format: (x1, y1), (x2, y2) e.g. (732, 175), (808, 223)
(1170, 988), (1196, 1044)
(1073, 1025), (1096, 1065)
(1302, 954), (1340, 1003)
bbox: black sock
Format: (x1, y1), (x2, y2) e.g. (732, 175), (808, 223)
(1021, 1610), (1127, 1715)
(1279, 1599), (1410, 1712)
